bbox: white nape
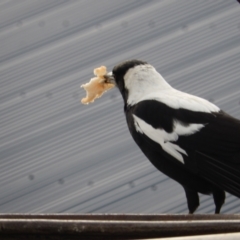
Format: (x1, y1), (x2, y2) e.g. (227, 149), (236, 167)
(125, 64), (220, 113)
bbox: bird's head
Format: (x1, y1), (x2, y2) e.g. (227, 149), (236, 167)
(104, 59), (172, 106)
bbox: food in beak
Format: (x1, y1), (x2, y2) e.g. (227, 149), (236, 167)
(81, 66), (115, 104)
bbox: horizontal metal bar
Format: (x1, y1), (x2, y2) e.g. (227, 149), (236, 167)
(1, 216), (240, 239)
(1, 213), (240, 220)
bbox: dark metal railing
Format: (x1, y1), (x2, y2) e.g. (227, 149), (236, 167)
(0, 214), (240, 239)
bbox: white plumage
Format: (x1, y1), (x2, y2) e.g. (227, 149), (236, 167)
(133, 114), (204, 163)
(125, 64), (220, 113)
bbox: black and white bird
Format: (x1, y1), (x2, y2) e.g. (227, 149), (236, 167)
(105, 59), (240, 214)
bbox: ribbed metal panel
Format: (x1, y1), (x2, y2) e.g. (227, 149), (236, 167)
(0, 0), (240, 214)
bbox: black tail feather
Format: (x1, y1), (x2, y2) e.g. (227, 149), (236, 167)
(196, 151), (240, 198)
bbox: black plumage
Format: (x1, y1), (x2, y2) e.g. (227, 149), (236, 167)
(111, 59), (240, 213)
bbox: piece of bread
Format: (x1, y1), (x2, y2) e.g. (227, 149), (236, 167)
(81, 66), (114, 104)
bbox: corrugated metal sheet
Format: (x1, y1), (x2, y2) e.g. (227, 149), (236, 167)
(0, 0), (240, 213)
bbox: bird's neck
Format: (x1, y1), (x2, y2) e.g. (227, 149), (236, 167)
(124, 65), (173, 106)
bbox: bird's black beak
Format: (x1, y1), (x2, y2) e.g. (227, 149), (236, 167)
(104, 72), (116, 85)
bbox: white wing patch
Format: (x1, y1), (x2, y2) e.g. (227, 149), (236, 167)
(133, 115), (204, 163)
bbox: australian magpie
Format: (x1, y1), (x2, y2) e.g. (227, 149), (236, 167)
(105, 59), (240, 214)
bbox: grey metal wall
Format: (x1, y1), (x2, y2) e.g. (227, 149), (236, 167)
(0, 0), (240, 213)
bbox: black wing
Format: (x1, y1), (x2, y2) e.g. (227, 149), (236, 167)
(131, 100), (240, 197)
(177, 110), (240, 197)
